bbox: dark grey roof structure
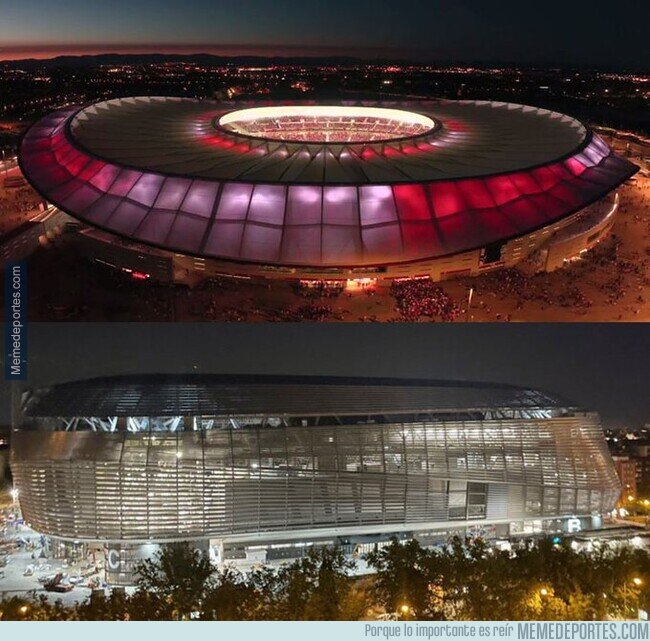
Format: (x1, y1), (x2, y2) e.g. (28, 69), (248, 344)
(66, 99), (588, 183)
(23, 374), (571, 418)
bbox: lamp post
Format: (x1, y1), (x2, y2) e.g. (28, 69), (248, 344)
(465, 287), (474, 322)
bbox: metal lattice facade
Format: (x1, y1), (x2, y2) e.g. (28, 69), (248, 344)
(12, 376), (620, 544)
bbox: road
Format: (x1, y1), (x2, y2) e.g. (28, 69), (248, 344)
(0, 157), (18, 175)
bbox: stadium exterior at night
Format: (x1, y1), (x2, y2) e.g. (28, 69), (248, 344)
(11, 375), (620, 584)
(19, 98), (637, 285)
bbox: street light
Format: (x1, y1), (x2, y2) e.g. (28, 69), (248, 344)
(540, 588), (549, 597)
(465, 287), (474, 322)
(633, 577), (643, 587)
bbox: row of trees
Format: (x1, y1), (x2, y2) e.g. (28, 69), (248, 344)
(367, 537), (649, 620)
(1, 536), (648, 621)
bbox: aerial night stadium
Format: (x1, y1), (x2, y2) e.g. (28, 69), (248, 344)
(18, 97), (637, 285)
(10, 374), (620, 585)
(1, 68), (647, 321)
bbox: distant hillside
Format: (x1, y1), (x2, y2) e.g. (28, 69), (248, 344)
(0, 53), (417, 69)
(0, 53), (645, 74)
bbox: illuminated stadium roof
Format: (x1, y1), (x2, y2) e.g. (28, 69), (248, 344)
(23, 374), (571, 418)
(20, 97), (637, 268)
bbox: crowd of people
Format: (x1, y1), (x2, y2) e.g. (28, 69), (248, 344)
(471, 267), (593, 313)
(469, 220), (647, 319)
(293, 280), (345, 299)
(272, 302), (347, 322)
(0, 184), (41, 236)
(390, 278), (464, 322)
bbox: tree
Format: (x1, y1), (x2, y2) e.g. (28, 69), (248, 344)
(338, 576), (375, 621)
(2, 536), (649, 621)
(366, 538), (435, 619)
(597, 545), (648, 619)
(75, 589), (130, 621)
(271, 546), (356, 620)
(303, 547), (357, 620)
(246, 565), (284, 620)
(133, 542), (215, 620)
(202, 566), (262, 620)
(436, 536), (523, 620)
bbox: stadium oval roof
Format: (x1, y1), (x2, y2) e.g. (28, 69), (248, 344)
(20, 97), (637, 268)
(23, 374), (573, 418)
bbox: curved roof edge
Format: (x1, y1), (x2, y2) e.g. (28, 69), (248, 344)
(23, 373), (578, 417)
(18, 100), (638, 269)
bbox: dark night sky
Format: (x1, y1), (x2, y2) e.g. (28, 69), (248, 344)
(0, 0), (648, 69)
(1, 323), (648, 429)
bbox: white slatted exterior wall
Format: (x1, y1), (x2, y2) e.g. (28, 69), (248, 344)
(11, 414), (619, 542)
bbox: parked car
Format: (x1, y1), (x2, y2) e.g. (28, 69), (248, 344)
(44, 573), (74, 592)
(38, 573), (59, 585)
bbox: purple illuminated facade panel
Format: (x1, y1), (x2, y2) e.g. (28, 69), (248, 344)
(167, 213), (210, 253)
(153, 178), (192, 210)
(247, 184), (286, 225)
(286, 185), (322, 225)
(127, 173), (164, 208)
(322, 186), (358, 226)
(180, 180), (219, 217)
(215, 183), (254, 220)
(359, 185), (398, 226)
